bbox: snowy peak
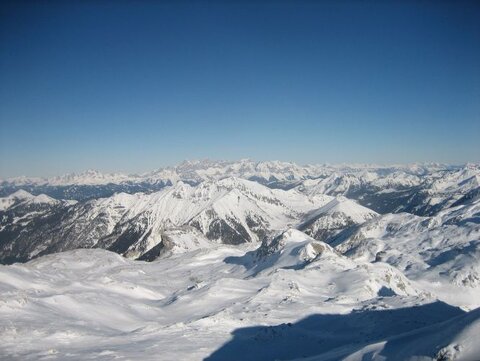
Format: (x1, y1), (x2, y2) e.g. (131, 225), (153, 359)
(48, 169), (133, 186)
(2, 160), (479, 218)
(308, 196), (379, 223)
(4, 159), (470, 189)
(6, 177), (331, 264)
(0, 190), (33, 211)
(0, 189), (59, 211)
(9, 189), (35, 200)
(259, 228), (333, 254)
(255, 229), (341, 271)
(298, 196), (378, 243)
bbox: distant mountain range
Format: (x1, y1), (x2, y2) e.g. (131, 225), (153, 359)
(1, 160), (478, 213)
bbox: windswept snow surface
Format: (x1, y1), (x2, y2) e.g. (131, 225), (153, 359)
(333, 201), (480, 309)
(1, 231), (479, 360)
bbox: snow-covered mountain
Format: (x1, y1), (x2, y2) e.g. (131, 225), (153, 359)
(298, 196), (379, 242)
(2, 160), (479, 264)
(2, 160), (476, 216)
(0, 159), (322, 187)
(0, 189), (64, 211)
(297, 163), (480, 215)
(0, 178), (336, 263)
(1, 234), (478, 360)
(332, 199), (480, 309)
(1, 160), (480, 360)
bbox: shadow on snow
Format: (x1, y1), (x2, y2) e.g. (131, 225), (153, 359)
(204, 301), (465, 361)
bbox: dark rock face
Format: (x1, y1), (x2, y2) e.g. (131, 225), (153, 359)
(190, 217), (251, 245)
(299, 212), (357, 244)
(136, 234), (174, 262)
(338, 184), (450, 216)
(137, 241), (167, 262)
(345, 186), (421, 214)
(107, 228), (148, 254)
(0, 197), (131, 264)
(303, 227), (345, 244)
(451, 187), (480, 208)
(247, 176), (302, 190)
(245, 215), (268, 243)
(0, 198), (266, 264)
(0, 202), (71, 264)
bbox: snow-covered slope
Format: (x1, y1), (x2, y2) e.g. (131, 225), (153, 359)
(297, 163), (480, 216)
(0, 189), (60, 211)
(298, 196), (379, 243)
(1, 161), (479, 360)
(309, 306), (480, 361)
(333, 199), (480, 309)
(243, 229), (420, 299)
(1, 236), (462, 361)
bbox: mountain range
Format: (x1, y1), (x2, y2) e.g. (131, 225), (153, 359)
(1, 159), (479, 360)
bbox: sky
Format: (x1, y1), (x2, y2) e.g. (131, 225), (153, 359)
(0, 1), (479, 177)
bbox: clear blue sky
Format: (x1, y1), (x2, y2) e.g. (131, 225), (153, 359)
(1, 1), (479, 177)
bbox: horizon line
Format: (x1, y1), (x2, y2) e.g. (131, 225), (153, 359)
(2, 158), (479, 181)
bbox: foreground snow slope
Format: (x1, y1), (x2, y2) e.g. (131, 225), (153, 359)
(307, 307), (480, 361)
(0, 231), (478, 361)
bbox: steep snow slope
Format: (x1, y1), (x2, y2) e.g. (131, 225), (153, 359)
(298, 196), (378, 243)
(333, 200), (480, 309)
(1, 230), (460, 361)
